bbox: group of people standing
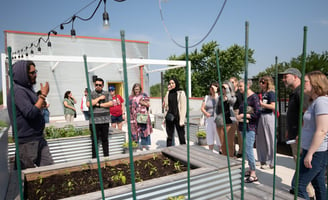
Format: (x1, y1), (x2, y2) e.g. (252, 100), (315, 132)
(200, 69), (328, 199)
(64, 81), (153, 155)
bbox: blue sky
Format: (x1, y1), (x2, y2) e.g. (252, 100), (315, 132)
(1, 0), (328, 86)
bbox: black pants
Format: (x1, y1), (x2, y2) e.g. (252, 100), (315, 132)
(166, 117), (186, 146)
(90, 123), (109, 158)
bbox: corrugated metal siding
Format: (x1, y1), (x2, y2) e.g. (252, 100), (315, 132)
(8, 132), (126, 165)
(104, 170), (241, 200)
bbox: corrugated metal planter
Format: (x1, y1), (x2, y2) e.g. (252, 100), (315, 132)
(8, 128), (126, 165)
(22, 145), (242, 200)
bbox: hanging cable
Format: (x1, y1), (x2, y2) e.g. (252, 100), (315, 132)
(159, 0), (227, 48)
(12, 0), (100, 56)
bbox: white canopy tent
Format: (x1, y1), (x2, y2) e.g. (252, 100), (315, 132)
(1, 53), (192, 108)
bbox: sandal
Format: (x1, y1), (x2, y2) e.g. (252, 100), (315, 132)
(245, 176), (258, 183)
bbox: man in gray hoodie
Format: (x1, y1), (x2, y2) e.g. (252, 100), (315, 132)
(7, 60), (53, 169)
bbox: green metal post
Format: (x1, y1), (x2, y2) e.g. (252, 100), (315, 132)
(294, 26), (307, 200)
(185, 36), (191, 200)
(272, 56), (279, 200)
(241, 21), (250, 200)
(215, 50), (234, 200)
(83, 55), (105, 200)
(8, 47), (24, 200)
(120, 30), (137, 200)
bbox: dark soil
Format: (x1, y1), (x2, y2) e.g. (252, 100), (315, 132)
(25, 155), (193, 200)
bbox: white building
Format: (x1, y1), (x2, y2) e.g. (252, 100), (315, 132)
(1, 30), (189, 117)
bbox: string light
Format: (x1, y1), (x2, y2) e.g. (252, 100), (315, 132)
(70, 15), (77, 40)
(11, 0), (126, 56)
(103, 0), (110, 29)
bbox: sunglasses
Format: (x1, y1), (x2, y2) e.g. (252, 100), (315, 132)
(109, 90), (115, 92)
(29, 70), (38, 75)
(95, 84), (103, 87)
(260, 81), (266, 84)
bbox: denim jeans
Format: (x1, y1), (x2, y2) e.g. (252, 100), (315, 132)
(245, 131), (256, 170)
(296, 149), (327, 200)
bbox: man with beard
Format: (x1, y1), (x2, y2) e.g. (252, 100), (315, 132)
(7, 60), (53, 169)
(87, 77), (113, 158)
(281, 68), (314, 199)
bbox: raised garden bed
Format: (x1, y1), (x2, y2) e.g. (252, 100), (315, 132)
(21, 145), (242, 200)
(24, 152), (193, 199)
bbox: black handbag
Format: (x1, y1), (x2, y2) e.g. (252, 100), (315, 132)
(165, 113), (175, 122)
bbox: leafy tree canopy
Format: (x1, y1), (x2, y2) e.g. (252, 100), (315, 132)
(255, 51), (328, 78)
(162, 41), (255, 97)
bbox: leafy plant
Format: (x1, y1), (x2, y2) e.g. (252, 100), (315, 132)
(168, 196), (185, 200)
(0, 120), (9, 133)
(144, 161), (154, 169)
(152, 153), (158, 160)
(38, 176), (43, 185)
(162, 158), (171, 167)
(174, 161), (182, 172)
(0, 120), (9, 128)
(67, 180), (74, 191)
(149, 166), (158, 176)
(196, 131), (206, 138)
(135, 160), (142, 167)
(122, 141), (138, 148)
(111, 171), (126, 184)
(135, 171), (143, 182)
(43, 125), (90, 139)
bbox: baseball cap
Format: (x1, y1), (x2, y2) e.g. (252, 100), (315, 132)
(109, 86), (115, 91)
(281, 68), (302, 78)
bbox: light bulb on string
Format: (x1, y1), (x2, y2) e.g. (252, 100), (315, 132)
(103, 11), (110, 29)
(71, 29), (77, 42)
(102, 0), (110, 29)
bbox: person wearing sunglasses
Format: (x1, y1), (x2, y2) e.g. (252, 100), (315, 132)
(7, 60), (53, 169)
(87, 77), (113, 158)
(257, 76), (276, 169)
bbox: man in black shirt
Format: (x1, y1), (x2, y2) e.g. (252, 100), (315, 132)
(281, 68), (313, 198)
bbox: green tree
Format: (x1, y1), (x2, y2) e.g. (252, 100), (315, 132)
(150, 83), (163, 97)
(163, 41), (255, 97)
(255, 51), (328, 78)
(253, 51), (328, 97)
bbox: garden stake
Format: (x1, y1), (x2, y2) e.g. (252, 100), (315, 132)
(215, 49), (234, 200)
(272, 56), (279, 200)
(83, 55), (105, 200)
(294, 26), (307, 200)
(120, 30), (137, 200)
(8, 46), (24, 200)
(185, 36), (191, 200)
